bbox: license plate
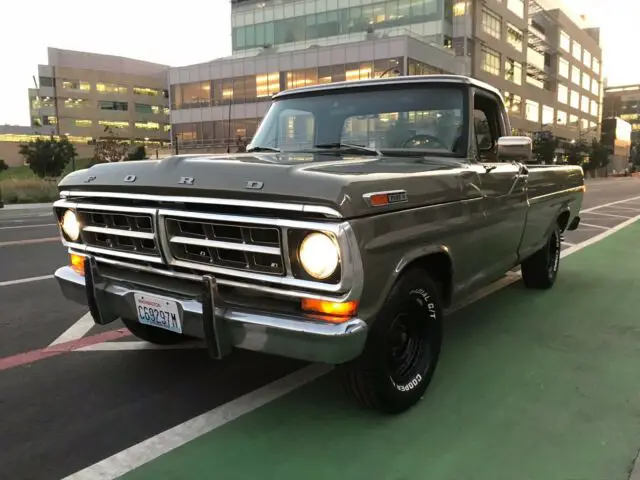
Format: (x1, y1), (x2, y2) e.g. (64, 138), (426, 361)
(134, 293), (182, 334)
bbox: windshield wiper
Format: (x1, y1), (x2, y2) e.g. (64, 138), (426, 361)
(246, 145), (280, 153)
(313, 142), (381, 156)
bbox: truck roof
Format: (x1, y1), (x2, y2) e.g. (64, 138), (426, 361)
(271, 74), (504, 101)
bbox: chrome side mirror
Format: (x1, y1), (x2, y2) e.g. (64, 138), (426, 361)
(497, 136), (533, 162)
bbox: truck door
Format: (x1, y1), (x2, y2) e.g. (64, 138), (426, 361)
(465, 89), (529, 284)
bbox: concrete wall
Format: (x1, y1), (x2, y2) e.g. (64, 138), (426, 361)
(0, 142), (95, 168)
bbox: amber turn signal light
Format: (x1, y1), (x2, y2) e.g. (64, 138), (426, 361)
(70, 253), (85, 276)
(301, 298), (358, 321)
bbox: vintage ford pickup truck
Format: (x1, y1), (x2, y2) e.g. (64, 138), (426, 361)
(52, 75), (584, 414)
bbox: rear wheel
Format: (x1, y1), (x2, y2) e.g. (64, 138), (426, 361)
(521, 223), (562, 289)
(121, 318), (186, 345)
(340, 268), (444, 414)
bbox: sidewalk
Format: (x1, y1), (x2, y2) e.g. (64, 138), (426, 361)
(0, 202), (53, 211)
(121, 220), (640, 480)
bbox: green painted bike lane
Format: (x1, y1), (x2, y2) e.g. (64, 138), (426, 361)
(125, 222), (640, 480)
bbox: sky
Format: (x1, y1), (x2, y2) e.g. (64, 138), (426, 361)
(0, 0), (635, 126)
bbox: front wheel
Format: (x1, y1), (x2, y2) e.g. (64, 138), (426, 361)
(121, 318), (186, 345)
(340, 268), (444, 414)
(521, 223), (561, 289)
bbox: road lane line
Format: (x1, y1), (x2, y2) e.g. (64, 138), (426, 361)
(580, 194), (640, 212)
(65, 214), (640, 480)
(561, 241), (575, 246)
(0, 236), (59, 247)
(0, 223), (56, 230)
(0, 274), (55, 287)
(582, 211), (631, 219)
(0, 329), (131, 372)
(48, 313), (96, 347)
(580, 223), (610, 230)
(61, 363), (332, 480)
(599, 205), (640, 212)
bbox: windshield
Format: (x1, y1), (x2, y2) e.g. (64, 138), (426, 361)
(248, 85), (467, 157)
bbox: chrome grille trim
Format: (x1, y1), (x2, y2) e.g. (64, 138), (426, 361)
(83, 226), (155, 240)
(169, 236), (281, 255)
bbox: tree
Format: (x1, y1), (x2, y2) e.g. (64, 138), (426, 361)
(586, 139), (609, 173)
(18, 135), (77, 178)
(566, 138), (589, 167)
(126, 145), (146, 161)
(532, 130), (558, 164)
(0, 159), (8, 171)
(93, 126), (130, 163)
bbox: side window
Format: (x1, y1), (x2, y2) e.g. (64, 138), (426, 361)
(473, 93), (503, 162)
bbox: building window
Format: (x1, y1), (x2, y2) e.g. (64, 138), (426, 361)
(507, 0), (524, 18)
(96, 83), (128, 94)
(560, 31), (570, 51)
(135, 121), (161, 131)
(593, 58), (600, 75)
(133, 87), (162, 96)
(255, 72), (280, 98)
(453, 1), (466, 16)
(558, 58), (569, 78)
(62, 80), (91, 92)
(135, 103), (167, 115)
(481, 46), (500, 76)
(525, 100), (539, 122)
(542, 105), (555, 125)
(39, 76), (55, 87)
(72, 119), (92, 128)
(557, 110), (567, 125)
(569, 114), (578, 127)
(504, 92), (522, 116)
(99, 101), (128, 111)
(506, 23), (523, 52)
(581, 73), (590, 91)
(591, 80), (599, 96)
(581, 95), (589, 113)
(571, 66), (581, 86)
(64, 98), (90, 109)
(557, 84), (568, 104)
(505, 58), (522, 85)
(570, 91), (579, 109)
(580, 118), (589, 129)
(572, 41), (581, 61)
(590, 100), (598, 117)
(99, 120), (128, 129)
(583, 50), (591, 68)
(482, 8), (502, 40)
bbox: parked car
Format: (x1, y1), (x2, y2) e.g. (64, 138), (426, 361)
(52, 75), (584, 414)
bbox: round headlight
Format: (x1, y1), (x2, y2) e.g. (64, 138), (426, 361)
(61, 209), (80, 241)
(298, 232), (339, 280)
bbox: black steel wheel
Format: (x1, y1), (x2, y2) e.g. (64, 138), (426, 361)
(340, 267), (444, 414)
(521, 223), (562, 289)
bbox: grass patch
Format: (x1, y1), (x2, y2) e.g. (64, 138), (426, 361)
(0, 158), (94, 204)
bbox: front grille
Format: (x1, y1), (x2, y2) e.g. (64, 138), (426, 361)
(77, 208), (160, 258)
(164, 217), (285, 275)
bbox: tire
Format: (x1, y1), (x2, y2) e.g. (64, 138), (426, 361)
(521, 223), (561, 289)
(121, 317), (186, 345)
(340, 268), (444, 414)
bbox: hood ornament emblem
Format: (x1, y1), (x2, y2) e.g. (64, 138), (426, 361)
(124, 175), (137, 183)
(179, 176), (195, 185)
(245, 180), (264, 190)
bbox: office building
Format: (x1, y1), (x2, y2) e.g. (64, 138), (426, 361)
(29, 47), (171, 146)
(168, 0), (603, 150)
(603, 84), (640, 144)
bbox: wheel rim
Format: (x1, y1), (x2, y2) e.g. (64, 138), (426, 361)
(547, 231), (561, 278)
(386, 296), (433, 385)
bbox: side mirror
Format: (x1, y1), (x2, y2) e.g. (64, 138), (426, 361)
(497, 136), (532, 162)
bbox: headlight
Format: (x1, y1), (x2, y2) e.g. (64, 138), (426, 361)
(298, 232), (339, 280)
(61, 209), (81, 242)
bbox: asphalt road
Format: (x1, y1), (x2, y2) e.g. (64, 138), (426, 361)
(0, 177), (639, 480)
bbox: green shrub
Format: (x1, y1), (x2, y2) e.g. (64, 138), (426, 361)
(0, 178), (59, 204)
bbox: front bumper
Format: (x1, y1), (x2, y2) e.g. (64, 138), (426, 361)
(54, 259), (368, 365)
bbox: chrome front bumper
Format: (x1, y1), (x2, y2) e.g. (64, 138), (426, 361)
(54, 258), (368, 364)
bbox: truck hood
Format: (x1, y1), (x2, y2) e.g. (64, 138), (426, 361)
(58, 152), (464, 219)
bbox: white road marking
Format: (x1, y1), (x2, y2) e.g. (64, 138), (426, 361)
(579, 223), (610, 230)
(0, 236), (59, 247)
(581, 211), (631, 219)
(597, 205), (640, 213)
(561, 241), (575, 246)
(0, 274), (54, 287)
(64, 214), (640, 480)
(0, 223), (56, 230)
(580, 194), (640, 212)
(61, 363), (333, 480)
(48, 313), (96, 347)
